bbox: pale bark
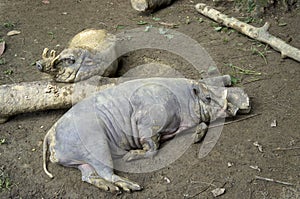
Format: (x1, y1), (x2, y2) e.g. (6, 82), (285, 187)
(195, 3), (300, 62)
(0, 75), (233, 123)
(131, 0), (173, 12)
(0, 76), (115, 123)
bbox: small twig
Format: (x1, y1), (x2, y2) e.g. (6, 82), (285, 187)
(255, 175), (294, 186)
(249, 188), (253, 199)
(209, 113), (261, 129)
(54, 183), (65, 197)
(5, 75), (16, 84)
(188, 180), (214, 198)
(189, 180), (217, 187)
(272, 146), (300, 151)
(253, 48), (268, 65)
(242, 78), (263, 85)
(159, 22), (179, 28)
(228, 64), (262, 76)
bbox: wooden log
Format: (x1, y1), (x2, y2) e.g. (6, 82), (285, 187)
(131, 0), (173, 12)
(0, 75), (233, 123)
(195, 3), (300, 62)
(0, 76), (115, 123)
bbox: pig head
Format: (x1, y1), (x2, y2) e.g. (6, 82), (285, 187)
(36, 29), (118, 83)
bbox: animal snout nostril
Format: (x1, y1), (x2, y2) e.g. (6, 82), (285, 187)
(205, 95), (211, 103)
(36, 62), (43, 71)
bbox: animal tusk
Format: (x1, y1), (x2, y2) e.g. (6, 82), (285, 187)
(222, 89), (228, 111)
(50, 50), (56, 59)
(50, 55), (60, 68)
(42, 48), (49, 59)
(223, 99), (228, 111)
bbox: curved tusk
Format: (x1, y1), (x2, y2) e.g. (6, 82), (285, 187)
(42, 48), (49, 59)
(50, 55), (60, 68)
(50, 50), (56, 59)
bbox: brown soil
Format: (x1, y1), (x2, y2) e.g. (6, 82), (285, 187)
(1, 0), (299, 198)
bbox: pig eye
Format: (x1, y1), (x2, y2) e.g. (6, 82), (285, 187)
(64, 56), (75, 65)
(36, 62), (43, 71)
(67, 58), (75, 65)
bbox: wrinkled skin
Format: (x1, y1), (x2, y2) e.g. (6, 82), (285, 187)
(43, 78), (228, 193)
(36, 29), (118, 83)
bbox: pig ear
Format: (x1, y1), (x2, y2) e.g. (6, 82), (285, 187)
(82, 56), (95, 66)
(191, 85), (201, 100)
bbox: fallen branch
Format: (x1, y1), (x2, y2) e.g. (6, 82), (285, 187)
(0, 75), (240, 123)
(0, 76), (116, 123)
(195, 3), (300, 62)
(255, 175), (294, 186)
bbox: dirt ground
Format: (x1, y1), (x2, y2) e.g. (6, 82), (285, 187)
(0, 0), (300, 198)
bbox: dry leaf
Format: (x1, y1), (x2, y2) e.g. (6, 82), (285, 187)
(227, 162), (233, 167)
(163, 176), (171, 183)
(0, 41), (5, 56)
(271, 120), (277, 127)
(42, 0), (50, 4)
(211, 188), (226, 197)
(7, 30), (21, 36)
(250, 165), (261, 172)
(253, 141), (263, 152)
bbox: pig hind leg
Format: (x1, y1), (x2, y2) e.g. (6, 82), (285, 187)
(79, 160), (142, 192)
(78, 164), (120, 193)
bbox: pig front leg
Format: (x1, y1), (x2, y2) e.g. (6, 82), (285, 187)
(193, 122), (208, 143)
(123, 104), (172, 162)
(122, 133), (160, 162)
(124, 86), (181, 161)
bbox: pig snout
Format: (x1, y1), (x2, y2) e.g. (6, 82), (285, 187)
(36, 61), (44, 71)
